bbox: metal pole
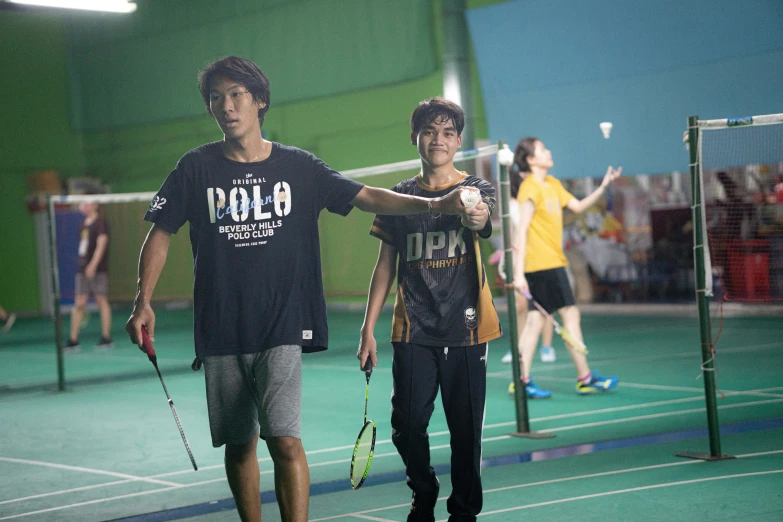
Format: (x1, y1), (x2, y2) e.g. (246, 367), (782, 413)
(48, 196), (65, 391)
(675, 116), (732, 461)
(441, 0), (474, 151)
(498, 140), (554, 439)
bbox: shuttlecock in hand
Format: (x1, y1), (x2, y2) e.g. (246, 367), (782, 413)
(460, 189), (481, 208)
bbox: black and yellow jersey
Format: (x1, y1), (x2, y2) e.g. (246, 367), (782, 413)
(370, 172), (502, 347)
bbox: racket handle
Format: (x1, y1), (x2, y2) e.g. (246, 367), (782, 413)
(362, 358), (373, 379)
(141, 326), (157, 361)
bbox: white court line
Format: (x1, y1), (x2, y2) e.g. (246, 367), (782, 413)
(309, 450), (783, 521)
(0, 479), (133, 506)
(487, 341), (783, 378)
(539, 377), (783, 397)
(0, 457), (180, 487)
(352, 515), (397, 522)
(481, 398), (783, 439)
(2, 405), (781, 522)
(7, 388), (782, 506)
(473, 470), (783, 519)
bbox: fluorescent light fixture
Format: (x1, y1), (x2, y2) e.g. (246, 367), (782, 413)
(8, 0), (137, 13)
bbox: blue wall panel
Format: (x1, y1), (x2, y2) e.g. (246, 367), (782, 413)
(467, 0), (783, 178)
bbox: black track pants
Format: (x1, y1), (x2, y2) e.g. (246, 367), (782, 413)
(391, 342), (487, 521)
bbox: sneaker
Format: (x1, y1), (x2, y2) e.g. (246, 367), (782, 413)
(501, 350), (512, 364)
(95, 337), (114, 350)
(540, 345), (556, 363)
(576, 373), (619, 395)
(1, 313), (16, 333)
(508, 380), (552, 399)
(408, 488), (438, 522)
(63, 339), (81, 353)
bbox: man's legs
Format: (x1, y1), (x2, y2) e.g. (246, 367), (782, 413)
(391, 343), (441, 518)
(94, 293), (112, 341)
(440, 344), (487, 522)
(69, 294), (88, 345)
(0, 306), (15, 333)
(266, 436), (309, 522)
(225, 434), (261, 522)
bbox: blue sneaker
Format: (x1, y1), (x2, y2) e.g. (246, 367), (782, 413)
(577, 373), (619, 395)
(526, 379), (553, 399)
(509, 380), (552, 399)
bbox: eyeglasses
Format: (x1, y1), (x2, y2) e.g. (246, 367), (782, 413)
(210, 89), (252, 105)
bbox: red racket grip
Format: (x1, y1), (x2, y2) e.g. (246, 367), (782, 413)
(141, 326), (157, 360)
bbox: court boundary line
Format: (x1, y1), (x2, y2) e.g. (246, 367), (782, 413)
(3, 418), (780, 521)
(470, 469), (783, 520)
(485, 340), (783, 378)
(3, 391), (782, 507)
(309, 449), (783, 521)
(0, 457), (181, 487)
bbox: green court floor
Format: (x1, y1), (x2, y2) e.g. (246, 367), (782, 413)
(0, 309), (781, 521)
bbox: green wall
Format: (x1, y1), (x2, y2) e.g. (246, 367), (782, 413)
(1, 0), (498, 311)
(0, 11), (85, 313)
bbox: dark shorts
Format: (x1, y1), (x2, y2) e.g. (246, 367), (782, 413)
(526, 267), (575, 314)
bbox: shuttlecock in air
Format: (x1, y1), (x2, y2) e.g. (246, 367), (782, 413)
(600, 122), (613, 139)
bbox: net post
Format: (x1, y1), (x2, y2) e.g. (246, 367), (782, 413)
(498, 140), (554, 440)
(675, 116), (733, 461)
(48, 196), (66, 392)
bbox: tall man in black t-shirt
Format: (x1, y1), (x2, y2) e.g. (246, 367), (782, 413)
(125, 57), (474, 522)
(357, 97), (501, 522)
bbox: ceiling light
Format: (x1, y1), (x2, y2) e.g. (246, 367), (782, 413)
(8, 0), (136, 13)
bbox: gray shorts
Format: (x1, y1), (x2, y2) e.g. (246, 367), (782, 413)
(204, 345), (302, 447)
(75, 273), (108, 296)
(76, 272), (109, 295)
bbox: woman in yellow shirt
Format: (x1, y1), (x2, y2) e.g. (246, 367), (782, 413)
(512, 137), (621, 397)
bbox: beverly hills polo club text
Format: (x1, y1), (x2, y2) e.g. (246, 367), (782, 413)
(207, 174), (290, 248)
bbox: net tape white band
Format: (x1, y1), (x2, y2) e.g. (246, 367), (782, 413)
(340, 144), (499, 179)
(51, 192), (157, 204)
(49, 144), (500, 202)
(698, 113), (783, 130)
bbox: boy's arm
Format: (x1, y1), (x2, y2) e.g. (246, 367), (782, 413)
(85, 234), (108, 278)
(125, 224), (171, 349)
(357, 242), (398, 369)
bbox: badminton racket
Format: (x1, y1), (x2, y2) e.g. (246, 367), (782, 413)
(349, 359), (376, 490)
(141, 326), (198, 471)
(522, 290), (588, 355)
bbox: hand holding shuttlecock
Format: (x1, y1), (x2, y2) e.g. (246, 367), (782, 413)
(460, 189), (482, 208)
(459, 188), (488, 230)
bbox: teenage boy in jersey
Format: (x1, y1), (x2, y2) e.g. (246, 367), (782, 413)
(125, 57), (474, 522)
(357, 97), (501, 522)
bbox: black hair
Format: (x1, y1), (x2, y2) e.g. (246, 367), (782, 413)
(410, 96), (465, 136)
(198, 56), (271, 126)
(510, 137), (539, 198)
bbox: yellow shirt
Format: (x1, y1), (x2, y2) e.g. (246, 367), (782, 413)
(517, 175), (574, 273)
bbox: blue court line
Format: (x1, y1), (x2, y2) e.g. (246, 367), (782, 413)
(109, 416), (783, 521)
